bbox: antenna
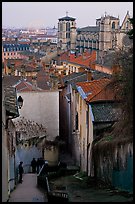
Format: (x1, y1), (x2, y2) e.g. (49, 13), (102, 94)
(66, 11), (68, 17)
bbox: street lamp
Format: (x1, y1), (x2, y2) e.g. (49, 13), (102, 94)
(17, 96), (23, 109)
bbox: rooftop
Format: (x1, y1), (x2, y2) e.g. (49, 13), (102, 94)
(3, 86), (19, 117)
(58, 16), (76, 21)
(77, 26), (99, 33)
(76, 78), (115, 102)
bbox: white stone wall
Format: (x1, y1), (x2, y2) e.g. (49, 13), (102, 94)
(15, 91), (60, 141)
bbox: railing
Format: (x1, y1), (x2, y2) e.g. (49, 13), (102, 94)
(37, 164), (69, 202)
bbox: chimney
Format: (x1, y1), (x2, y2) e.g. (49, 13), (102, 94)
(85, 70), (93, 81)
(112, 65), (120, 74)
(32, 76), (37, 90)
(82, 52), (86, 60)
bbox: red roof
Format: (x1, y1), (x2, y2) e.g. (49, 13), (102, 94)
(13, 80), (43, 92)
(14, 80), (34, 92)
(76, 78), (116, 102)
(60, 50), (96, 68)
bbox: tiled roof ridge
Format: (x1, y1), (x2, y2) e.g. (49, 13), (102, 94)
(24, 81), (33, 88)
(77, 77), (110, 86)
(76, 78), (111, 102)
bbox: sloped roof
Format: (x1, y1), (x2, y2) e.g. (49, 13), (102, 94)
(76, 78), (112, 102)
(77, 26), (99, 33)
(13, 79), (42, 92)
(36, 70), (51, 90)
(90, 69), (112, 80)
(60, 50), (97, 68)
(4, 86), (19, 117)
(60, 69), (111, 89)
(2, 76), (21, 88)
(58, 16), (76, 21)
(61, 72), (87, 89)
(2, 72), (51, 91)
(91, 102), (120, 122)
(17, 65), (40, 72)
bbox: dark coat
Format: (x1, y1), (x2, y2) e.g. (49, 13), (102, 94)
(19, 163), (24, 174)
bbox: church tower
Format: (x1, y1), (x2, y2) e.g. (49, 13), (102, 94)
(98, 12), (120, 51)
(58, 12), (77, 51)
(97, 12), (120, 63)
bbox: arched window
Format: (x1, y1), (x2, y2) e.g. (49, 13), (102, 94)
(112, 22), (115, 29)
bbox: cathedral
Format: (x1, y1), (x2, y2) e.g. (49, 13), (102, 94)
(57, 11), (132, 63)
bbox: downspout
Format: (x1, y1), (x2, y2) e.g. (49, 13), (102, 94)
(86, 104), (89, 175)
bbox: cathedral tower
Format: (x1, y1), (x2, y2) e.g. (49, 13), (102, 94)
(58, 12), (77, 51)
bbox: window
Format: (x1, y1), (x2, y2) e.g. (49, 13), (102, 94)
(66, 22), (70, 31)
(126, 21), (129, 29)
(66, 33), (70, 38)
(60, 23), (63, 31)
(112, 22), (115, 29)
(76, 112), (78, 130)
(86, 110), (89, 128)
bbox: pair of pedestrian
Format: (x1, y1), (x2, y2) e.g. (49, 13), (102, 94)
(31, 157), (45, 174)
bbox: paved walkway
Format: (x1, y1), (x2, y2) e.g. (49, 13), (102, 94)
(9, 174), (48, 202)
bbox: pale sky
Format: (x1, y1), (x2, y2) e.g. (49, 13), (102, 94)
(2, 2), (133, 29)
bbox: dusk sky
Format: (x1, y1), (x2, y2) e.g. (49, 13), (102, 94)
(2, 2), (133, 29)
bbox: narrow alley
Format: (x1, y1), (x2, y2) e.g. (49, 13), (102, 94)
(9, 174), (48, 202)
(8, 172), (133, 202)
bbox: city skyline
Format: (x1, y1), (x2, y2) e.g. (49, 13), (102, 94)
(2, 2), (133, 29)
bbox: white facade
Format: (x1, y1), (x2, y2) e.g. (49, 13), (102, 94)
(14, 91), (60, 141)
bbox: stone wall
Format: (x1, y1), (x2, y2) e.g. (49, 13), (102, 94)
(91, 138), (133, 192)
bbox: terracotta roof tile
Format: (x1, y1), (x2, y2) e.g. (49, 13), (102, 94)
(76, 78), (113, 102)
(58, 50), (96, 68)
